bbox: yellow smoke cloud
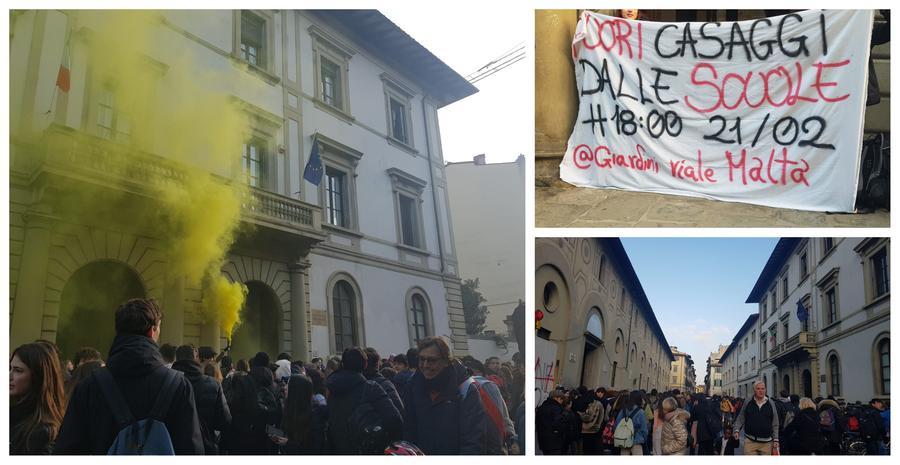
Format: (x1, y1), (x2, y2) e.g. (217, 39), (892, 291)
(44, 11), (260, 339)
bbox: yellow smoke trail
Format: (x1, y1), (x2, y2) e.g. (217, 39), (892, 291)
(71, 11), (257, 338)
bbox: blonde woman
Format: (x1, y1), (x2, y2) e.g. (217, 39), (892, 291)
(660, 397), (691, 455)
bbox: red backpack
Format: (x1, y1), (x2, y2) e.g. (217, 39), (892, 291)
(601, 416), (617, 445)
(459, 376), (508, 440)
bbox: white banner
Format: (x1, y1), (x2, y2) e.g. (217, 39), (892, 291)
(560, 10), (874, 212)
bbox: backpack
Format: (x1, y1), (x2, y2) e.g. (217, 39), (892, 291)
(705, 407), (723, 437)
(720, 399), (733, 413)
(346, 382), (389, 454)
(613, 408), (639, 449)
(601, 416), (617, 445)
(819, 409), (836, 432)
(460, 376), (508, 441)
(93, 366), (181, 455)
(858, 409), (881, 440)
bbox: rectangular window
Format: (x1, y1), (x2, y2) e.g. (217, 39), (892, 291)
(389, 97), (408, 143)
(872, 247), (889, 297)
(751, 330), (756, 343)
(619, 286), (626, 310)
(823, 237), (835, 253)
(826, 287), (837, 324)
(325, 168), (346, 227)
(770, 291), (777, 317)
(800, 251), (809, 279)
(783, 321), (789, 341)
(321, 56), (343, 108)
(241, 12), (266, 68)
(242, 140), (266, 188)
(598, 255), (606, 284)
(96, 86), (132, 143)
(398, 194), (419, 248)
(781, 275), (789, 302)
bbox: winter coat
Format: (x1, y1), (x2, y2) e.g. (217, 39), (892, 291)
(536, 398), (566, 453)
(171, 359), (231, 454)
(10, 397), (54, 455)
(54, 334), (203, 454)
(366, 371), (404, 414)
(661, 408), (691, 455)
(401, 361), (487, 455)
(220, 367), (282, 454)
(327, 369), (402, 454)
(281, 403), (329, 455)
(392, 369), (415, 394)
(782, 408), (823, 455)
(615, 406), (649, 445)
(580, 399), (606, 434)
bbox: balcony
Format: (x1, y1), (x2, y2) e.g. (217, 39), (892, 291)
(20, 125), (324, 244)
(769, 331), (817, 364)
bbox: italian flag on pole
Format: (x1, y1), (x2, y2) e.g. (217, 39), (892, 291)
(56, 32), (70, 93)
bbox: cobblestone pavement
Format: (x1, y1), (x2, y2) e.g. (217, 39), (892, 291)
(535, 160), (890, 228)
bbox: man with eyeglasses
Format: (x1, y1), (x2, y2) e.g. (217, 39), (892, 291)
(400, 336), (488, 454)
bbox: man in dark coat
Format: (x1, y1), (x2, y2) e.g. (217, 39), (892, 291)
(402, 337), (487, 454)
(172, 344), (231, 454)
(55, 298), (203, 454)
(364, 347), (404, 414)
(535, 390), (566, 455)
(327, 347), (402, 454)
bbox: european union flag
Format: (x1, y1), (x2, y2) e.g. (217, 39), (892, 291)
(303, 139), (323, 186)
(796, 299), (808, 322)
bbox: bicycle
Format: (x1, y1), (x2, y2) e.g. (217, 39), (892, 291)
(840, 431), (867, 455)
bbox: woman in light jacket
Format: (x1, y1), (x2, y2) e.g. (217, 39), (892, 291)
(661, 396), (691, 455)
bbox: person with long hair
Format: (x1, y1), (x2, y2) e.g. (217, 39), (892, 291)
(274, 374), (327, 454)
(10, 342), (67, 454)
(64, 360), (103, 401)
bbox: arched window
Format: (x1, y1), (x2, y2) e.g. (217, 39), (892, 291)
(406, 290), (433, 346)
(878, 338), (890, 395)
(332, 280), (357, 353)
(829, 354), (842, 396)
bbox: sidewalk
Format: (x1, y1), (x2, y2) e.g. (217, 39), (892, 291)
(536, 160), (890, 228)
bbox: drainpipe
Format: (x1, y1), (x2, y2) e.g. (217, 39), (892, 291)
(420, 96), (445, 273)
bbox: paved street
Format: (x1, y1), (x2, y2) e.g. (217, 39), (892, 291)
(536, 160), (890, 228)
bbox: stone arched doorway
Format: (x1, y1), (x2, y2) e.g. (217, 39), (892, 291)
(230, 281), (281, 362)
(56, 260), (145, 361)
(580, 309), (604, 389)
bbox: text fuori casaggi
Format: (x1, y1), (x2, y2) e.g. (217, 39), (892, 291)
(559, 9), (874, 212)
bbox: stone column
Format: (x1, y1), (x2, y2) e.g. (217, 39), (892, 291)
(10, 209), (55, 349)
(161, 275), (184, 346)
(535, 10), (579, 160)
(289, 260), (310, 360)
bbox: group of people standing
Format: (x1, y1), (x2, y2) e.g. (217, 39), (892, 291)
(537, 379), (889, 456)
(10, 298), (526, 455)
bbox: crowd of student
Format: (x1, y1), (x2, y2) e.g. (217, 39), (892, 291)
(537, 380), (890, 456)
(10, 298), (526, 455)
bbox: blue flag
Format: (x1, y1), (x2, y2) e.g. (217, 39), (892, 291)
(303, 139), (323, 186)
(796, 300), (808, 322)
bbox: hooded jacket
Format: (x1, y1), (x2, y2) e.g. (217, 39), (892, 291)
(536, 397), (566, 454)
(326, 369), (402, 454)
(54, 334), (203, 454)
(171, 359), (231, 454)
(661, 408), (691, 455)
(365, 370), (404, 414)
(782, 408), (824, 455)
(401, 360), (487, 455)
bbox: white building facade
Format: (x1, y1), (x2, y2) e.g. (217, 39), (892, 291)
(747, 238), (890, 402)
(9, 10), (476, 361)
(445, 155), (526, 338)
(720, 314), (760, 398)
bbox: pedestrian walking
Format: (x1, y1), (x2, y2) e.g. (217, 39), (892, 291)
(781, 397), (824, 455)
(661, 397), (691, 455)
(10, 342), (67, 454)
(402, 336), (486, 454)
(55, 298), (204, 454)
(172, 344), (231, 454)
(732, 380), (779, 455)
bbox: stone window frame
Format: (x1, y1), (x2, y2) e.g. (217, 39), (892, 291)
(598, 254), (607, 288)
(405, 287), (434, 347)
(796, 239), (810, 284)
(816, 267), (841, 328)
(871, 333), (890, 396)
(233, 10), (278, 83)
(780, 266), (790, 304)
(237, 99), (282, 193)
(386, 168), (428, 252)
(309, 24), (356, 121)
(381, 73), (417, 153)
(827, 350), (842, 397)
(855, 238), (890, 304)
(325, 272), (365, 355)
(313, 133), (363, 234)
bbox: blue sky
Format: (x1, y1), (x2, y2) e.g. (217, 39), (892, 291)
(620, 237), (779, 385)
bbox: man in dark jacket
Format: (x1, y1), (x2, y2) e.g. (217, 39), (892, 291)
(392, 348), (417, 394)
(402, 336), (487, 454)
(327, 347), (402, 454)
(732, 380), (779, 455)
(364, 347), (404, 414)
(172, 344), (231, 454)
(55, 298), (203, 454)
(536, 390), (566, 455)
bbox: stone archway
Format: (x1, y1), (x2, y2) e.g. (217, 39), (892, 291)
(57, 260), (145, 361)
(230, 281), (282, 362)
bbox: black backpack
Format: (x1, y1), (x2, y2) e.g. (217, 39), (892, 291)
(705, 407), (723, 438)
(345, 382), (389, 454)
(858, 408), (883, 440)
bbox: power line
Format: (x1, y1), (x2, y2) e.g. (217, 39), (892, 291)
(469, 52), (525, 84)
(465, 42), (525, 79)
(465, 42), (526, 84)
